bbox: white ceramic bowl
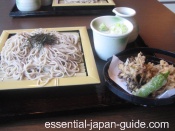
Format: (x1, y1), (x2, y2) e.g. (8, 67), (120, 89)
(90, 16), (133, 61)
(16, 0), (41, 11)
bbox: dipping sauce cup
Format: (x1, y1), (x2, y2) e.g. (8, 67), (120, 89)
(90, 16), (133, 61)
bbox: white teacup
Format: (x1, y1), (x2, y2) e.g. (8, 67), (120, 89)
(16, 0), (41, 11)
(90, 16), (133, 61)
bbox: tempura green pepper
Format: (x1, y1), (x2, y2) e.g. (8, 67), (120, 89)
(133, 71), (169, 98)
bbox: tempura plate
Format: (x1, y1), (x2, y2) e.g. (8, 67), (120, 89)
(0, 26), (100, 90)
(104, 47), (175, 106)
(52, 0), (115, 7)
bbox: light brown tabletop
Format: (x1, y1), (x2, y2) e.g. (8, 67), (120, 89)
(0, 0), (175, 131)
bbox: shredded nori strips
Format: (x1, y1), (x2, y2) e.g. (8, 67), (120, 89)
(28, 33), (57, 50)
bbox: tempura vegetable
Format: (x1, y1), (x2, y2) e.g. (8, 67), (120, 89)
(132, 71), (169, 98)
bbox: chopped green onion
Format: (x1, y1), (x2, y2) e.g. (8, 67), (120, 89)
(99, 23), (109, 31)
(99, 22), (128, 35)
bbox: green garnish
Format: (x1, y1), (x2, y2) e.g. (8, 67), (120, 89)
(99, 23), (109, 31)
(110, 22), (128, 34)
(99, 22), (128, 35)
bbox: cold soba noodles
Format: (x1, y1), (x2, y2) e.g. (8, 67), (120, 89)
(0, 29), (83, 86)
(64, 0), (99, 3)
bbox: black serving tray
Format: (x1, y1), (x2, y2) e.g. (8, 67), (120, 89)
(9, 4), (114, 17)
(0, 29), (149, 122)
(9, 5), (55, 17)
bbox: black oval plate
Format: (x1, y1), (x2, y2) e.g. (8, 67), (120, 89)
(103, 47), (175, 106)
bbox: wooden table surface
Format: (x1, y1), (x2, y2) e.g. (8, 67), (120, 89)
(0, 0), (175, 131)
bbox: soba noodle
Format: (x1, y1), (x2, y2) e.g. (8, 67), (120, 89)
(64, 0), (99, 3)
(0, 29), (83, 86)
